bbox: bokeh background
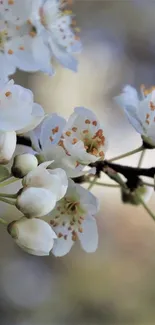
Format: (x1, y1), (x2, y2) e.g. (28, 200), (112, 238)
(2, 0), (155, 324)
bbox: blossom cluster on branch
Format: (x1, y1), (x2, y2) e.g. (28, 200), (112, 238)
(0, 0), (155, 257)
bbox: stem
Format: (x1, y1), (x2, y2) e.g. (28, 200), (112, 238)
(0, 193), (17, 198)
(0, 177), (18, 188)
(135, 193), (155, 221)
(87, 176), (98, 190)
(108, 146), (143, 162)
(0, 197), (16, 206)
(0, 218), (7, 225)
(86, 182), (119, 188)
(138, 150), (145, 168)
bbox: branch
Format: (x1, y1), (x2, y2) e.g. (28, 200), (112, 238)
(92, 160), (155, 179)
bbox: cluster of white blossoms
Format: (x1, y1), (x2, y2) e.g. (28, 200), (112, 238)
(0, 1), (155, 259)
(0, 78), (104, 257)
(0, 0), (81, 80)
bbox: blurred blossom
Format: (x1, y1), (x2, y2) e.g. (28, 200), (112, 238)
(0, 258), (53, 308)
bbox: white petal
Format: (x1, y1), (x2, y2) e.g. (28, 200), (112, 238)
(79, 217), (98, 253)
(75, 182), (99, 214)
(0, 53), (16, 80)
(116, 85), (144, 134)
(32, 36), (54, 75)
(16, 187), (57, 218)
(0, 84), (33, 131)
(5, 36), (42, 72)
(49, 38), (78, 72)
(17, 103), (45, 134)
(48, 168), (68, 200)
(40, 114), (66, 149)
(0, 0), (35, 24)
(52, 235), (74, 257)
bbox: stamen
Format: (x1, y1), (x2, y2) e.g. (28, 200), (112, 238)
(72, 127), (77, 132)
(66, 131), (71, 136)
(52, 126), (59, 134)
(85, 119), (91, 124)
(5, 91), (12, 97)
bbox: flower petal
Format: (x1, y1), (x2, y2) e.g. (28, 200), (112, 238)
(17, 103), (45, 135)
(79, 216), (98, 253)
(52, 235), (74, 257)
(116, 85), (144, 134)
(49, 38), (78, 72)
(48, 168), (68, 201)
(40, 114), (66, 149)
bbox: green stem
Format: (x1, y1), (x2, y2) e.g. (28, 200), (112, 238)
(86, 182), (119, 188)
(135, 193), (155, 221)
(0, 177), (18, 188)
(0, 197), (16, 206)
(87, 176), (98, 190)
(108, 146), (144, 162)
(0, 218), (7, 225)
(0, 192), (17, 198)
(138, 150), (145, 168)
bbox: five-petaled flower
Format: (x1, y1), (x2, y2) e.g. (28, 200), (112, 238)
(63, 107), (107, 165)
(0, 79), (44, 163)
(44, 179), (99, 257)
(29, 107), (104, 177)
(116, 85), (155, 147)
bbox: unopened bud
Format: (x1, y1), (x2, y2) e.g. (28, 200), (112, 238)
(121, 185), (153, 205)
(16, 187), (57, 218)
(12, 154), (38, 178)
(0, 131), (16, 164)
(7, 217), (57, 256)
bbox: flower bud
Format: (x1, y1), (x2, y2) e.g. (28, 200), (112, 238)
(16, 187), (57, 218)
(121, 185), (153, 205)
(0, 131), (16, 164)
(7, 217), (57, 256)
(12, 153), (38, 178)
(142, 135), (155, 149)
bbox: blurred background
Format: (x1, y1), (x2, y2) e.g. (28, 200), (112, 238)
(2, 0), (155, 324)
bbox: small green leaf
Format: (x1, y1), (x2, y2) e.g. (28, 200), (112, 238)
(0, 166), (10, 182)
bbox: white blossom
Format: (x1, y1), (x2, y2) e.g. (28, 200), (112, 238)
(16, 162), (68, 218)
(63, 107), (107, 165)
(0, 0), (81, 78)
(30, 112), (97, 177)
(8, 217), (57, 256)
(0, 80), (44, 133)
(0, 79), (44, 161)
(116, 85), (155, 147)
(29, 0), (82, 73)
(12, 153), (38, 178)
(44, 179), (99, 256)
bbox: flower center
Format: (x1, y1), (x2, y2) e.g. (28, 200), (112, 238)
(50, 196), (86, 241)
(82, 129), (105, 157)
(141, 84), (155, 97)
